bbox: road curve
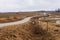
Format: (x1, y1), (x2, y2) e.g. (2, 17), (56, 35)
(0, 17), (33, 27)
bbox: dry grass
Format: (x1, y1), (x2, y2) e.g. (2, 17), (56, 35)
(0, 17), (56, 40)
(0, 12), (60, 40)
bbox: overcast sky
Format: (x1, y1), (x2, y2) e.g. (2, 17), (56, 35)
(0, 0), (60, 12)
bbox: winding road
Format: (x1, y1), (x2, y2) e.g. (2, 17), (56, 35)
(0, 17), (33, 27)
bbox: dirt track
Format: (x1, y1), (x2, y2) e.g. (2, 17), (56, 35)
(0, 17), (32, 27)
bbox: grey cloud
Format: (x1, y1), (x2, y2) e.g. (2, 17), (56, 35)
(0, 0), (60, 12)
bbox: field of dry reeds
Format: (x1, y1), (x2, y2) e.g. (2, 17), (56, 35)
(0, 16), (60, 40)
(0, 12), (60, 40)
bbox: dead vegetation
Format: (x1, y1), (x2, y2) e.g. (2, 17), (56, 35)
(0, 17), (56, 40)
(0, 12), (60, 40)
